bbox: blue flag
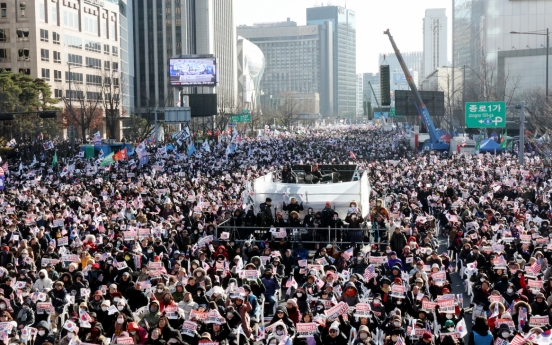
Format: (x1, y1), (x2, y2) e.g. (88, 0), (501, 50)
(188, 143), (196, 156)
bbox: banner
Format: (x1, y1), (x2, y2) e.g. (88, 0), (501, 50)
(390, 284), (406, 297)
(181, 321), (197, 337)
(324, 302), (349, 322)
(353, 303), (371, 317)
(529, 316), (549, 327)
(422, 301), (437, 310)
(296, 323), (318, 338)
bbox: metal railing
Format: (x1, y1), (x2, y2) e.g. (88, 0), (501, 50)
(215, 224), (391, 246)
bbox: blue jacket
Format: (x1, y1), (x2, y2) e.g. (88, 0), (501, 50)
(262, 276), (281, 296)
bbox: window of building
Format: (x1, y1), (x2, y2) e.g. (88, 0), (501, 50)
(40, 29), (48, 42)
(103, 44), (109, 55)
(53, 51), (61, 63)
(17, 48), (30, 61)
(66, 53), (82, 66)
(85, 40), (101, 53)
(112, 46), (118, 57)
(65, 72), (83, 84)
(112, 62), (118, 71)
(0, 48), (9, 62)
(51, 5), (57, 25)
(40, 49), (49, 62)
(41, 68), (50, 81)
(19, 68), (30, 75)
(54, 70), (61, 82)
(16, 28), (29, 41)
(19, 2), (26, 18)
(54, 89), (62, 98)
(64, 34), (82, 49)
(86, 74), (102, 86)
(0, 28), (8, 42)
(63, 8), (79, 30)
(85, 57), (101, 70)
(100, 19), (107, 38)
(0, 3), (6, 18)
(66, 90), (83, 99)
(53, 31), (60, 44)
(39, 3), (45, 21)
(109, 20), (115, 40)
(104, 60), (110, 70)
(84, 14), (98, 35)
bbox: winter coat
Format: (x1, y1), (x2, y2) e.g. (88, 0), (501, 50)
(34, 269), (53, 291)
(48, 287), (68, 313)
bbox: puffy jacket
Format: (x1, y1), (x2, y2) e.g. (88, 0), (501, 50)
(34, 269), (53, 291)
(262, 275), (280, 296)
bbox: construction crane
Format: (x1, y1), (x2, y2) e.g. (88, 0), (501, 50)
(384, 29), (449, 151)
(367, 81), (380, 109)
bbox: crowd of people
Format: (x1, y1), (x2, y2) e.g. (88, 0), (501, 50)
(0, 124), (550, 345)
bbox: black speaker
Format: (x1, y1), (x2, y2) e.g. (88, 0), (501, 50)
(380, 65), (390, 106)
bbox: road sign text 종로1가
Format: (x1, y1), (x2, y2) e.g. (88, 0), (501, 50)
(465, 101), (506, 128)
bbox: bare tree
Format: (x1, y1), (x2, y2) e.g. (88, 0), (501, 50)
(277, 93), (313, 128)
(215, 93), (241, 131)
(101, 61), (126, 139)
(58, 76), (104, 139)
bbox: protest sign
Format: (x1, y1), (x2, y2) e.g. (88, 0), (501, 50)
(296, 323), (318, 338)
(324, 302), (349, 322)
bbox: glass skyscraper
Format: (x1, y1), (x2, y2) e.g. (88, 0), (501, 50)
(307, 5), (356, 118)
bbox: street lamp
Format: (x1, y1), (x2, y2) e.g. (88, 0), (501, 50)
(510, 29), (549, 100)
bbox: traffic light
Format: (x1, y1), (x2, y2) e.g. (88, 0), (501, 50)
(380, 65), (391, 106)
(39, 111), (57, 118)
(0, 114), (14, 121)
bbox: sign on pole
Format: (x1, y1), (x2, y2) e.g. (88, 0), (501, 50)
(465, 101), (506, 128)
(390, 107), (395, 117)
(230, 114), (251, 123)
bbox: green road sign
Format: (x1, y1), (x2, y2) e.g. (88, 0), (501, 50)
(241, 109), (251, 114)
(390, 107), (395, 117)
(465, 101), (506, 128)
(230, 114), (251, 123)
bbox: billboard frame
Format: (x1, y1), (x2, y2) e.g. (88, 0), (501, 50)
(169, 54), (219, 87)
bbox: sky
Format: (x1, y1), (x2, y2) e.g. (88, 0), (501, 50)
(235, 0), (453, 74)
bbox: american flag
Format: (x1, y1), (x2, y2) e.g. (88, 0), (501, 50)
(528, 261), (541, 275)
(363, 265), (375, 281)
(510, 335), (526, 345)
(343, 247), (354, 261)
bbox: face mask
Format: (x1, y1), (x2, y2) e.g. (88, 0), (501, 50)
(386, 250), (391, 253)
(197, 292), (202, 296)
(317, 306), (324, 310)
(150, 307), (158, 313)
(297, 293), (303, 297)
(502, 332), (509, 338)
(38, 331), (46, 336)
(227, 312), (233, 317)
(102, 306), (108, 311)
(448, 328), (455, 332)
(276, 330), (284, 336)
(157, 289), (163, 293)
(507, 288), (513, 293)
(391, 336), (398, 342)
(396, 301), (402, 305)
(446, 314), (453, 319)
(393, 321), (401, 327)
(117, 306), (124, 310)
(39, 275), (45, 279)
(147, 250), (153, 254)
(130, 331), (136, 335)
(164, 299), (170, 303)
(117, 318), (124, 324)
(360, 334), (368, 339)
(480, 278), (485, 282)
(373, 299), (380, 305)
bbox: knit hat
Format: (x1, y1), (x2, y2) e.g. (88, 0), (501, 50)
(359, 325), (369, 334)
(422, 332), (432, 340)
(329, 322), (340, 335)
(286, 299), (297, 307)
(200, 333), (212, 341)
(444, 320), (455, 328)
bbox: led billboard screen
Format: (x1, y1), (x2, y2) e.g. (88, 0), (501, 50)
(169, 56), (217, 86)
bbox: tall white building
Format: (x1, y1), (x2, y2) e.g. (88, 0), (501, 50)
(356, 73), (363, 116)
(423, 8), (448, 79)
(0, 0), (132, 137)
(133, 0), (237, 112)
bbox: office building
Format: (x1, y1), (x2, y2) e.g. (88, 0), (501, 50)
(379, 51), (423, 84)
(133, 0), (237, 111)
(307, 5), (356, 118)
(422, 9), (448, 79)
(237, 36), (265, 111)
(356, 73), (363, 116)
(0, 0), (131, 137)
(453, 0), (552, 95)
(237, 19), (333, 116)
